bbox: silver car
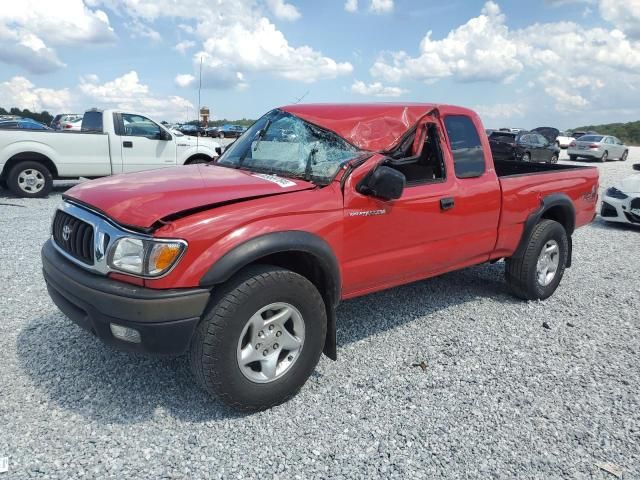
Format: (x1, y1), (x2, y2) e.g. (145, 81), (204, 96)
(568, 134), (628, 162)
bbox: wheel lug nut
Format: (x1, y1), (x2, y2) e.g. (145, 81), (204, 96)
(255, 343), (261, 349)
(276, 331), (282, 337)
(288, 355), (293, 361)
(268, 325), (274, 331)
(263, 350), (269, 356)
(258, 331), (264, 338)
(273, 343), (279, 349)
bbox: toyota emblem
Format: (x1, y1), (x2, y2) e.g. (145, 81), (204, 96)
(62, 224), (72, 241)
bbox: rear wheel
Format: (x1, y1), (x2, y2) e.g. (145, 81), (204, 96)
(620, 150), (628, 161)
(550, 154), (558, 164)
(522, 152), (531, 162)
(189, 265), (327, 411)
(600, 151), (608, 162)
(505, 219), (568, 300)
(7, 161), (53, 198)
(569, 155), (577, 161)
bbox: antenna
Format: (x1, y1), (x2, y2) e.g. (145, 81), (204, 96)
(197, 56), (203, 145)
(293, 90), (309, 104)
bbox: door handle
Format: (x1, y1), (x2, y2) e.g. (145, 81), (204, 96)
(123, 141), (133, 148)
(440, 197), (455, 210)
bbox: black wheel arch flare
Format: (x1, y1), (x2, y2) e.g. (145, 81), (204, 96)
(199, 231), (341, 360)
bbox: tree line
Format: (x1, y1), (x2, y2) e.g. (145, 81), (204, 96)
(0, 107), (53, 125)
(573, 120), (640, 146)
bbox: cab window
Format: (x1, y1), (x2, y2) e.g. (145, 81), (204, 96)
(444, 115), (485, 178)
(121, 113), (162, 139)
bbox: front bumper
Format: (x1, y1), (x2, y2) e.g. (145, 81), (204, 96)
(600, 195), (640, 225)
(42, 239), (211, 354)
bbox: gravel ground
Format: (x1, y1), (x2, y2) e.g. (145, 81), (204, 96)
(0, 148), (639, 479)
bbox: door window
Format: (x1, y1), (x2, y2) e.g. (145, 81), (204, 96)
(121, 114), (162, 139)
(444, 115), (485, 178)
(386, 123), (446, 186)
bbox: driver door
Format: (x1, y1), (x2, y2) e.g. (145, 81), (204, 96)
(115, 113), (177, 173)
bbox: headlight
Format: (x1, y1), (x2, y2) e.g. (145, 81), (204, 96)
(605, 187), (628, 200)
(109, 237), (186, 277)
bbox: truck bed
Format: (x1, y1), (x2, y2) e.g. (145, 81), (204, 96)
(494, 159), (591, 178)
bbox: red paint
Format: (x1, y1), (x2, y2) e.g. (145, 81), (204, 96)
(65, 104), (599, 299)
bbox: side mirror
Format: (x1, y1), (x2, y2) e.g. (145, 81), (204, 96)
(633, 163), (640, 172)
(160, 129), (172, 141)
(357, 165), (406, 201)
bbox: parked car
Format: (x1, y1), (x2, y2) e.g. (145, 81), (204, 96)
(204, 126), (220, 137)
(217, 124), (247, 138)
(41, 102), (599, 410)
(568, 135), (628, 162)
(179, 124), (205, 136)
(0, 118), (50, 130)
(600, 163), (640, 225)
(489, 130), (560, 163)
(60, 117), (83, 131)
(51, 114), (82, 130)
(0, 109), (221, 197)
(555, 131), (574, 148)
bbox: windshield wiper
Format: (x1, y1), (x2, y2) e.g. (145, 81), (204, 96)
(304, 144), (318, 181)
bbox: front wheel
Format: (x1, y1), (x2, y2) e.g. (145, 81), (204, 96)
(569, 155), (578, 161)
(620, 150), (628, 162)
(189, 265), (327, 411)
(505, 219), (568, 300)
(522, 152), (531, 162)
(8, 161), (53, 198)
(600, 151), (608, 162)
(550, 154), (558, 164)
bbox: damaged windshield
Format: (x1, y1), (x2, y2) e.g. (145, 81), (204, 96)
(217, 109), (361, 184)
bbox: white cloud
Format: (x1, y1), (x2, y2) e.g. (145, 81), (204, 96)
(598, 0), (640, 38)
(351, 80), (407, 97)
(371, 2), (522, 83)
(370, 0), (393, 14)
(345, 0), (358, 12)
(174, 40), (196, 54)
(175, 74), (196, 87)
(0, 76), (71, 112)
(474, 102), (525, 119)
(79, 71), (194, 120)
(0, 0), (115, 73)
(368, 1), (640, 115)
(89, 0), (352, 88)
(266, 0), (301, 21)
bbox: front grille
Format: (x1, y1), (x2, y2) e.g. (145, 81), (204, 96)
(52, 210), (95, 264)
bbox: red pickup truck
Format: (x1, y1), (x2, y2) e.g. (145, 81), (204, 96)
(42, 103), (599, 410)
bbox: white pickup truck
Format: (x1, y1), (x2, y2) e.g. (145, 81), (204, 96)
(0, 109), (222, 197)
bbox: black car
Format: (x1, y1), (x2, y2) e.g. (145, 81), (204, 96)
(489, 130), (560, 163)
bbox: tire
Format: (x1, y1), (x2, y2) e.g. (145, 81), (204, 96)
(522, 152), (531, 162)
(186, 157), (210, 165)
(569, 155), (577, 161)
(0, 178), (7, 190)
(620, 150), (628, 162)
(7, 161), (53, 198)
(505, 219), (568, 301)
(600, 151), (608, 162)
(218, 132), (224, 139)
(189, 265), (327, 411)
(550, 154), (558, 164)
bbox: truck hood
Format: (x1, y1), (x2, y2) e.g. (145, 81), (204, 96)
(65, 165), (315, 229)
(617, 173), (640, 194)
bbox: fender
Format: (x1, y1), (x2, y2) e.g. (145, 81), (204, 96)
(199, 231), (341, 360)
(0, 139), (59, 174)
(513, 193), (576, 266)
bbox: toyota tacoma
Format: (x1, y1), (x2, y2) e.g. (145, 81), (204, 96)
(42, 103), (599, 410)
